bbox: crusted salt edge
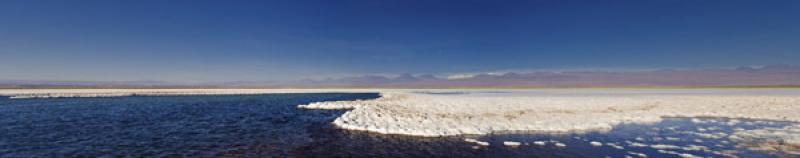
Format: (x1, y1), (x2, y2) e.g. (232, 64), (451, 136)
(503, 141), (522, 147)
(730, 125), (800, 155)
(299, 90), (800, 137)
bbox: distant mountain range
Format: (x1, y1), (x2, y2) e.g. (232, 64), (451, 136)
(272, 64), (800, 88)
(3, 65), (800, 88)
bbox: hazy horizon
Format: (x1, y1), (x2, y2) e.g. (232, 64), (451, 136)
(2, 64), (799, 88)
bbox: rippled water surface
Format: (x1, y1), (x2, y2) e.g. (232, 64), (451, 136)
(0, 94), (379, 157)
(0, 94), (796, 157)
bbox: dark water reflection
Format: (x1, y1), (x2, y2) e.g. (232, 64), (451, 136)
(0, 94), (795, 158)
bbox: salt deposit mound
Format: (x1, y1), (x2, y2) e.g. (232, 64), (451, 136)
(299, 90), (800, 137)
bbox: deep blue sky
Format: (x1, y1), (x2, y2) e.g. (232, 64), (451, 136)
(1, 0), (799, 82)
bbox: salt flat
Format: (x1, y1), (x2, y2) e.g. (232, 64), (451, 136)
(298, 89), (800, 137)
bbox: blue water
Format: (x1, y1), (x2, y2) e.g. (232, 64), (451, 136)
(0, 93), (379, 157)
(0, 94), (795, 158)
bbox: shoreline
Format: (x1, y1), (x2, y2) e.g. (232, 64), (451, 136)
(2, 88), (799, 138)
(2, 88), (798, 154)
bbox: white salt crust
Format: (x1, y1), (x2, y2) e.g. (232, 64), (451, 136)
(730, 125), (800, 155)
(298, 90), (800, 137)
(503, 141), (521, 147)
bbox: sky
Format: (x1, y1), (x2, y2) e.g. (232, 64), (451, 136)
(1, 0), (799, 83)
